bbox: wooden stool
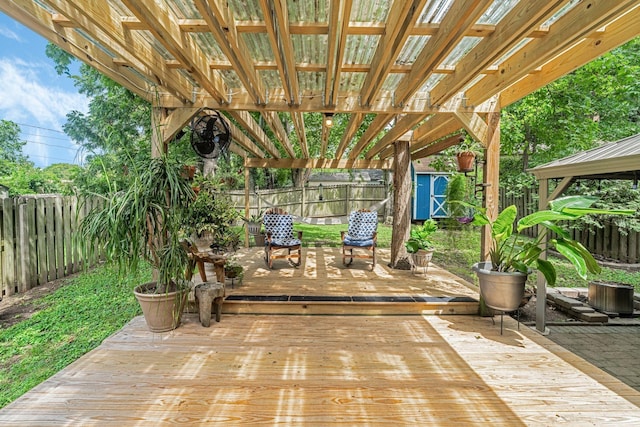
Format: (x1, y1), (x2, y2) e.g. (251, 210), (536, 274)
(195, 282), (225, 327)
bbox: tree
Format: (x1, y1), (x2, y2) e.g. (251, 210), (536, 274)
(0, 120), (27, 170)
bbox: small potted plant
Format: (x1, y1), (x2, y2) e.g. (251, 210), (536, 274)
(471, 196), (633, 312)
(184, 180), (240, 251)
(405, 219), (438, 269)
(243, 211), (264, 246)
(224, 256), (244, 287)
(455, 136), (480, 173)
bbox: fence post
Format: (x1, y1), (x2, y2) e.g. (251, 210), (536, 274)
(36, 197), (47, 286)
(1, 198), (16, 297)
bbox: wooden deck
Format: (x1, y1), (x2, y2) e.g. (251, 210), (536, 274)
(217, 247), (479, 315)
(2, 248), (640, 425)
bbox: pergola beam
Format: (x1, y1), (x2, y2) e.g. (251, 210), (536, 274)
(428, 0), (566, 106)
(0, 1), (155, 101)
(395, 0), (491, 106)
(335, 113), (364, 159)
(501, 8), (640, 107)
(39, 0), (194, 101)
(365, 114), (425, 160)
(411, 133), (464, 160)
(466, 0), (640, 107)
(245, 158), (393, 170)
(359, 0), (427, 107)
(325, 0), (352, 107)
(348, 114), (394, 160)
(227, 111), (280, 158)
(122, 0), (229, 104)
(193, 0), (266, 105)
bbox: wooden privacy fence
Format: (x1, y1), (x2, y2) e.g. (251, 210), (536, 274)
(0, 195), (101, 299)
(1, 186), (388, 299)
(228, 184), (391, 221)
(499, 188), (640, 264)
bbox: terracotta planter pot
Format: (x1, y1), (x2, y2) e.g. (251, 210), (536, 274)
(133, 282), (188, 333)
(456, 151), (476, 172)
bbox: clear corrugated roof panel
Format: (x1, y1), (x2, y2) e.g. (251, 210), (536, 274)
(293, 35), (327, 64)
(419, 73), (445, 92)
(396, 36), (431, 65)
(192, 33), (226, 60)
(243, 33), (275, 62)
(439, 37), (482, 68)
(163, 0), (197, 19)
(491, 38), (532, 67)
(419, 0), (454, 24)
(220, 70), (242, 89)
(351, 0), (391, 22)
(227, 0), (263, 20)
(340, 72), (366, 92)
(344, 35), (380, 65)
(542, 0), (580, 28)
(288, 0), (328, 22)
(259, 70), (283, 89)
(382, 73), (403, 91)
(298, 72), (325, 92)
(477, 0), (519, 25)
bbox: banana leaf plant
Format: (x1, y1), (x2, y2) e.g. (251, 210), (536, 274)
(472, 196), (633, 286)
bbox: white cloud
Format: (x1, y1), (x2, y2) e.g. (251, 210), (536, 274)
(0, 58), (88, 166)
(0, 26), (21, 42)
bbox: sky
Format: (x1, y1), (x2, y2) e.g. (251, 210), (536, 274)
(0, 12), (89, 168)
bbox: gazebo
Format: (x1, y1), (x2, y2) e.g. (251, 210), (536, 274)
(529, 132), (640, 332)
(2, 1), (639, 264)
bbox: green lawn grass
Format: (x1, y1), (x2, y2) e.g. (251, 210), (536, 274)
(2, 223), (640, 409)
(0, 264), (146, 409)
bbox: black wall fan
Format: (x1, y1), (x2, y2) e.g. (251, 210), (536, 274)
(190, 110), (231, 159)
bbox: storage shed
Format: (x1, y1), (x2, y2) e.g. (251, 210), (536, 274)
(411, 158), (449, 221)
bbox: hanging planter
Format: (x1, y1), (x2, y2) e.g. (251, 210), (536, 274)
(456, 151), (476, 172)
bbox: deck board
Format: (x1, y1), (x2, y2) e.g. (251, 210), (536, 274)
(2, 313), (640, 425)
(2, 247), (640, 425)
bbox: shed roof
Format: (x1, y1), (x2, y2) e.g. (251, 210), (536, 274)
(2, 1), (639, 167)
(529, 133), (640, 181)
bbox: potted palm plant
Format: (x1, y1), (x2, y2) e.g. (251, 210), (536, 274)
(471, 196), (633, 312)
(80, 155), (194, 332)
(405, 219), (438, 268)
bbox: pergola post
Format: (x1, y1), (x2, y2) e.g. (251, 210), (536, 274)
(480, 111), (501, 260)
(535, 176), (573, 334)
(151, 107), (168, 158)
(389, 132), (412, 269)
(536, 178), (549, 333)
(244, 166), (250, 247)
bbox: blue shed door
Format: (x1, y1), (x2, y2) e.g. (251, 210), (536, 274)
(430, 175), (449, 218)
(414, 174), (431, 220)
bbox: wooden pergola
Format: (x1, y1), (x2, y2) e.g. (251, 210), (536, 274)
(3, 0), (639, 264)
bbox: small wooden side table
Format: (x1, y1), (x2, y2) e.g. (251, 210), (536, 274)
(186, 250), (226, 283)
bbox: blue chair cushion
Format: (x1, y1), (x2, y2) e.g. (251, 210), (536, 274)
(271, 237), (302, 247)
(343, 236), (375, 247)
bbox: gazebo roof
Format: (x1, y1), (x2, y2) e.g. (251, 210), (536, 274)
(529, 133), (640, 181)
(3, 1), (639, 165)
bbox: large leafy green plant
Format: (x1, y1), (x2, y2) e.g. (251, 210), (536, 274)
(472, 195), (633, 286)
(80, 156), (194, 292)
(405, 219), (438, 253)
